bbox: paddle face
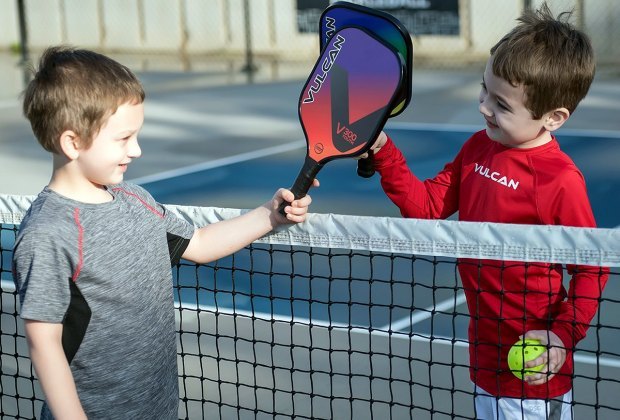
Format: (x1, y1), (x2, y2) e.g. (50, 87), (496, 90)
(319, 1), (413, 117)
(300, 26), (404, 165)
(278, 26), (404, 213)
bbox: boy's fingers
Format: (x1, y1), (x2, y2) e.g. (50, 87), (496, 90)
(289, 195), (312, 213)
(525, 353), (547, 369)
(278, 188), (295, 204)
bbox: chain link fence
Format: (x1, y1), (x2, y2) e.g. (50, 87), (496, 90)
(1, 0), (618, 72)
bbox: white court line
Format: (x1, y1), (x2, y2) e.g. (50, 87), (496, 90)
(385, 121), (620, 139)
(176, 301), (350, 330)
(574, 353), (620, 369)
(1, 279), (16, 291)
(129, 140), (305, 185)
(382, 292), (468, 332)
(174, 301), (620, 369)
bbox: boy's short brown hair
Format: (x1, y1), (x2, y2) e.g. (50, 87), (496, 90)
(23, 46), (145, 154)
(490, 3), (595, 119)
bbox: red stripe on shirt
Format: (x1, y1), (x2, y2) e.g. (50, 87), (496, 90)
(112, 188), (164, 218)
(72, 207), (84, 282)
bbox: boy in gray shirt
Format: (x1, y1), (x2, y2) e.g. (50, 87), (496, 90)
(12, 46), (317, 420)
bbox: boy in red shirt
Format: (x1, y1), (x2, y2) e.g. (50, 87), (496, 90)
(367, 3), (607, 419)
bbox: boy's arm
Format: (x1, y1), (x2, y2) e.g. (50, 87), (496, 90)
(372, 132), (461, 219)
(25, 320), (88, 420)
(552, 264), (608, 349)
(525, 168), (609, 385)
(182, 186), (315, 264)
(524, 258), (607, 386)
(545, 170), (609, 350)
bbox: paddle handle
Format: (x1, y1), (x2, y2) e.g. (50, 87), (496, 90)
(357, 150), (375, 178)
(278, 156), (323, 216)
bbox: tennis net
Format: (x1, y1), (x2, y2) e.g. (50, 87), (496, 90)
(1, 194), (619, 419)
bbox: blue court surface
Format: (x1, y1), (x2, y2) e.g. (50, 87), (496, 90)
(141, 125), (620, 229)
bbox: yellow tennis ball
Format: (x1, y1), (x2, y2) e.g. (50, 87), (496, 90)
(507, 339), (546, 380)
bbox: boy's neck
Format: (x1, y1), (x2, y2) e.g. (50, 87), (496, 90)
(48, 167), (113, 204)
(515, 131), (554, 149)
(496, 129), (554, 150)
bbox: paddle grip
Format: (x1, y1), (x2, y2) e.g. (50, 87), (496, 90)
(357, 150), (375, 178)
(278, 156), (322, 216)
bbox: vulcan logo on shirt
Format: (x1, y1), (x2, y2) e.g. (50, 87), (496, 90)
(474, 163), (520, 190)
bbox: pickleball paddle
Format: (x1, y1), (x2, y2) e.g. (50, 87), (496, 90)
(319, 1), (413, 177)
(278, 26), (404, 214)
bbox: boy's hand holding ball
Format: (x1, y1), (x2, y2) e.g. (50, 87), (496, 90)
(507, 338), (546, 380)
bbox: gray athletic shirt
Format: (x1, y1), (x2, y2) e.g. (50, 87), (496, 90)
(12, 182), (195, 420)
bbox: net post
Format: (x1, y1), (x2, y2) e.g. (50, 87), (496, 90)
(16, 0), (31, 86)
(240, 0), (258, 75)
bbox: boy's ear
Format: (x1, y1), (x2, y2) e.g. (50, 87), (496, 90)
(58, 130), (81, 160)
(544, 107), (570, 132)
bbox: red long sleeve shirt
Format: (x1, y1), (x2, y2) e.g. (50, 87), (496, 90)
(374, 130), (607, 398)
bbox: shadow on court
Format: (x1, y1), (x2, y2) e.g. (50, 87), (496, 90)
(3, 289), (619, 419)
(175, 311), (620, 419)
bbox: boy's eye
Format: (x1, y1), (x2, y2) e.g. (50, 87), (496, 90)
(497, 102), (509, 111)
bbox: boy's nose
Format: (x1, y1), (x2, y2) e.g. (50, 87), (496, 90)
(128, 138), (142, 158)
(478, 97), (492, 117)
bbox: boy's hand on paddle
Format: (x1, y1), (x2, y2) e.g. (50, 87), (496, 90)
(273, 179), (320, 224)
(358, 131), (389, 160)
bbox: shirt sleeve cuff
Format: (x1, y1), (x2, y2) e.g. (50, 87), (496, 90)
(552, 324), (576, 351)
(373, 135), (396, 167)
